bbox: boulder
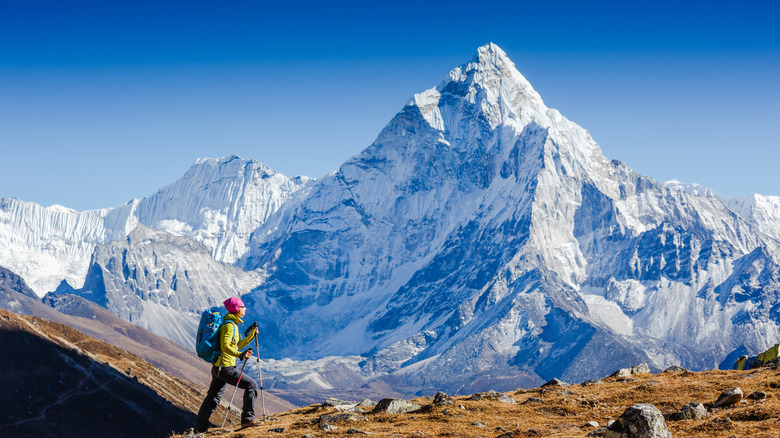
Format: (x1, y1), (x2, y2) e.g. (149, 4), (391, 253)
(605, 404), (672, 438)
(319, 413), (368, 424)
(662, 365), (688, 373)
(712, 388), (743, 408)
(469, 390), (515, 403)
(541, 378), (568, 387)
(611, 363), (651, 378)
(372, 398), (422, 414)
(665, 402), (707, 421)
(433, 391), (454, 406)
(747, 391), (767, 400)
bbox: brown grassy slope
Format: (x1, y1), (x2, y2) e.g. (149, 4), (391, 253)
(0, 282), (295, 414)
(176, 366), (780, 438)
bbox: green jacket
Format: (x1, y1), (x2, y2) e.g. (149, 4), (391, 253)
(215, 313), (256, 367)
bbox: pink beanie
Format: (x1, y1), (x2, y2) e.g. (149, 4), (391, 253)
(224, 297), (245, 314)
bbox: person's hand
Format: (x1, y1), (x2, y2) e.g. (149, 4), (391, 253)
(240, 348), (253, 360)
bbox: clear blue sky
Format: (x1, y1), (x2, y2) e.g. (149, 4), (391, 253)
(1, 0), (778, 211)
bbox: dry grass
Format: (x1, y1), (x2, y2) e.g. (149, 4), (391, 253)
(182, 367), (780, 438)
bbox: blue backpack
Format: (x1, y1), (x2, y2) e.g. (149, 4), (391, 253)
(195, 307), (236, 364)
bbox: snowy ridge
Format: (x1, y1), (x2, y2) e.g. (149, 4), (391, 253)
(0, 156), (309, 297)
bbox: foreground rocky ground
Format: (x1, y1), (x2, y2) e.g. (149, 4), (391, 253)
(181, 364), (780, 438)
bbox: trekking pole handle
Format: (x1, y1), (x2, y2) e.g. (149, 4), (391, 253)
(244, 322), (258, 337)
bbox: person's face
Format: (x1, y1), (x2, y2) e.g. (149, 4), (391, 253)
(237, 305), (246, 318)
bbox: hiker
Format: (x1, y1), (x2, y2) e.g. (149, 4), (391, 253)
(195, 297), (260, 431)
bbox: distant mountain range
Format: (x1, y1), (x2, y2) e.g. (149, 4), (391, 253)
(2, 43), (779, 397)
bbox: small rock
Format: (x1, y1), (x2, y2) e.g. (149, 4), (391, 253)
(303, 435), (316, 438)
(541, 378), (568, 387)
(584, 421), (600, 428)
(410, 431), (426, 437)
(610, 363), (651, 378)
(319, 413), (368, 423)
(581, 379), (602, 386)
(522, 397), (545, 404)
(605, 404), (671, 438)
(357, 399), (377, 408)
(324, 397), (358, 408)
(747, 391), (767, 400)
(346, 427), (371, 434)
(713, 388), (744, 408)
(372, 398), (422, 414)
(587, 427), (608, 437)
(268, 427), (286, 433)
(471, 422), (486, 427)
(433, 391), (454, 406)
(469, 390), (515, 403)
(319, 423), (338, 431)
(458, 404), (467, 410)
(662, 365), (688, 373)
(665, 402), (707, 421)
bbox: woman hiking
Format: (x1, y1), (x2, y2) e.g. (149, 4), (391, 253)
(195, 297), (260, 431)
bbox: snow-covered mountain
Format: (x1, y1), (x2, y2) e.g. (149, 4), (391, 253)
(3, 43), (779, 396)
(237, 43), (780, 393)
(0, 156), (310, 296)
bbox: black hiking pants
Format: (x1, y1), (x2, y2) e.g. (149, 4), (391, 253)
(195, 365), (258, 431)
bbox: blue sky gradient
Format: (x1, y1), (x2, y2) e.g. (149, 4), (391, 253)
(1, 1), (778, 210)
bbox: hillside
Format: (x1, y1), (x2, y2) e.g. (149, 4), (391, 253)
(0, 264), (295, 412)
(0, 307), (201, 437)
(175, 365), (780, 438)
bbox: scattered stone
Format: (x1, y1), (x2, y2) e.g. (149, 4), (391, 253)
(605, 404), (672, 438)
(410, 431), (426, 437)
(662, 365), (688, 373)
(665, 402), (707, 421)
(303, 435), (316, 438)
(268, 427), (286, 433)
(587, 428), (608, 437)
(372, 398), (422, 414)
(319, 413), (368, 424)
(471, 422), (486, 427)
(541, 378), (568, 387)
(610, 363), (651, 378)
(584, 421), (600, 428)
(522, 397), (545, 404)
(747, 391), (767, 400)
(433, 391), (454, 406)
(357, 399), (377, 408)
(713, 388), (744, 408)
(469, 390), (515, 403)
(319, 423), (338, 432)
(324, 397), (358, 408)
(458, 404), (468, 411)
(581, 379), (602, 386)
(346, 427), (371, 434)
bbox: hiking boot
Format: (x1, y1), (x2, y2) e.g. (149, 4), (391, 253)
(241, 418), (263, 428)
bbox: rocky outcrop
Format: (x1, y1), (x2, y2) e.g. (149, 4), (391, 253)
(605, 404), (672, 438)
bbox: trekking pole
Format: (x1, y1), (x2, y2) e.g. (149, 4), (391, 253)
(221, 353), (250, 430)
(254, 335), (267, 420)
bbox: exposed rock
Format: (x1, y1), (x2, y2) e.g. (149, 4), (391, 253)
(433, 391), (455, 406)
(357, 399), (377, 408)
(471, 422), (487, 427)
(522, 397), (545, 404)
(319, 423), (338, 431)
(319, 413), (368, 424)
(713, 388), (744, 408)
(662, 365), (688, 373)
(541, 378), (568, 387)
(584, 421), (600, 427)
(605, 404), (672, 438)
(469, 390), (515, 403)
(747, 391), (767, 400)
(610, 363), (651, 379)
(665, 402), (707, 421)
(581, 380), (602, 386)
(324, 398), (358, 408)
(372, 398), (422, 414)
(346, 427), (371, 434)
(268, 427), (286, 433)
(588, 427), (608, 437)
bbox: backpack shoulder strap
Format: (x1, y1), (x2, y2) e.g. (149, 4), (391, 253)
(217, 320), (239, 371)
